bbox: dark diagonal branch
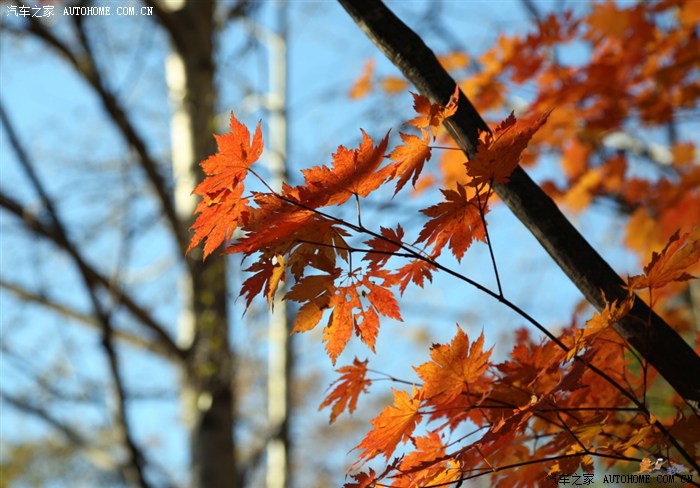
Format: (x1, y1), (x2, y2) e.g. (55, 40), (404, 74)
(336, 0), (700, 404)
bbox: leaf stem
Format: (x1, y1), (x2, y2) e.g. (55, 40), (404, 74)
(476, 183), (502, 297)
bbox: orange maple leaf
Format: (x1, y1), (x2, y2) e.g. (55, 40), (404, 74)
(285, 281), (337, 346)
(416, 327), (492, 405)
(355, 386), (421, 461)
(344, 469), (377, 488)
(188, 113), (263, 258)
(425, 461), (463, 487)
(240, 254), (285, 308)
(566, 292), (634, 361)
(363, 277), (402, 322)
(287, 273), (337, 334)
(467, 110), (551, 186)
(416, 184), (487, 260)
(438, 51), (470, 71)
(290, 275), (401, 364)
(299, 130), (391, 207)
(362, 225), (405, 270)
(389, 131), (432, 194)
(407, 85), (459, 138)
(379, 75), (408, 94)
(292, 291), (332, 333)
(322, 286), (358, 363)
(344, 278), (402, 360)
(285, 272), (338, 303)
(586, 2), (629, 40)
(391, 258), (436, 295)
(496, 336), (567, 393)
(349, 59), (375, 100)
(393, 431), (449, 485)
(627, 228), (700, 291)
(319, 358), (371, 423)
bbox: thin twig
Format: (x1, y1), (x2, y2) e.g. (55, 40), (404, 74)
(0, 191), (184, 362)
(476, 183), (502, 296)
(0, 279), (170, 357)
(1, 100), (153, 488)
(19, 13), (185, 252)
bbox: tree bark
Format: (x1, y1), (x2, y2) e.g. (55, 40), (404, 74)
(158, 1), (238, 486)
(337, 0), (700, 405)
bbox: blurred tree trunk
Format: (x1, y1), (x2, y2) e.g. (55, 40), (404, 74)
(265, 2), (292, 487)
(157, 1), (238, 487)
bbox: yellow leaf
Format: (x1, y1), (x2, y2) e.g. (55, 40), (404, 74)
(355, 386), (421, 461)
(627, 227), (700, 290)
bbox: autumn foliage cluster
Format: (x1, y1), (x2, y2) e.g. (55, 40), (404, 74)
(188, 1), (699, 486)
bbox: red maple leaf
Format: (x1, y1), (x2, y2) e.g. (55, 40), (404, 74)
(407, 85), (460, 137)
(240, 254), (285, 308)
(227, 191), (349, 271)
(362, 225), (405, 271)
(416, 184), (487, 260)
(319, 358), (371, 423)
(344, 469), (377, 488)
(299, 130), (391, 207)
(391, 258), (436, 295)
(389, 131), (432, 194)
(188, 113), (263, 258)
(467, 110), (551, 186)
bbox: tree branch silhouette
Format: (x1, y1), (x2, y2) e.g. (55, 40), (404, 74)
(1, 100), (154, 488)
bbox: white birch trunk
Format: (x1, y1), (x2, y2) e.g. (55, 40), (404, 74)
(266, 2), (291, 487)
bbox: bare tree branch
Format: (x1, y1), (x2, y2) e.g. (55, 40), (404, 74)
(0, 278), (172, 358)
(0, 390), (137, 480)
(5, 12), (187, 253)
(520, 0), (543, 22)
(0, 151), (183, 363)
(2, 384), (174, 488)
(3, 5), (242, 487)
(1, 391), (89, 448)
(336, 0), (700, 405)
(1, 100), (154, 488)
